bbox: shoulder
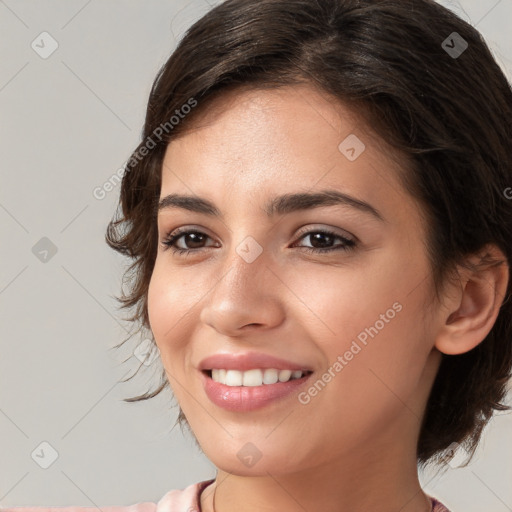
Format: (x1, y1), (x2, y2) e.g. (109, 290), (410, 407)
(1, 479), (216, 512)
(429, 495), (452, 512)
(155, 478), (214, 511)
(0, 504), (156, 512)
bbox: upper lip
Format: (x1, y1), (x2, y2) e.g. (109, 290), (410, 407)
(198, 352), (313, 372)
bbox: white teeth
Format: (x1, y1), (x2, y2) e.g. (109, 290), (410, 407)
(263, 368), (279, 384)
(225, 369), (243, 386)
(242, 369), (263, 386)
(211, 369), (227, 383)
(210, 368), (307, 386)
(278, 369), (292, 382)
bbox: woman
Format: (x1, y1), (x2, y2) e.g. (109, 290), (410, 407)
(5, 0), (511, 510)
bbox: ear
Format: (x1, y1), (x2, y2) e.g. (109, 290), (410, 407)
(434, 244), (509, 355)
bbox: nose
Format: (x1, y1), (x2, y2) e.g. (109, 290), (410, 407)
(199, 243), (286, 336)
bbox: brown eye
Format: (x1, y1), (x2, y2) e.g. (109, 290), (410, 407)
(294, 229), (356, 254)
(161, 230), (217, 255)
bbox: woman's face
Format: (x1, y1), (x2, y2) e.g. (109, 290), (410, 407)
(148, 83), (444, 476)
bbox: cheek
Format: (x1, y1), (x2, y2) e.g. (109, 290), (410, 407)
(291, 249), (430, 387)
(322, 297), (431, 428)
(285, 256), (406, 346)
(147, 262), (195, 353)
(147, 266), (169, 343)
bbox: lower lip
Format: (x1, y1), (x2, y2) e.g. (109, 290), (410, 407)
(201, 371), (313, 412)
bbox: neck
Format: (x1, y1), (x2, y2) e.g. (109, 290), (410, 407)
(201, 432), (432, 512)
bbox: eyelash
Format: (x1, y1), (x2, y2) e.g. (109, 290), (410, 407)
(161, 227), (356, 256)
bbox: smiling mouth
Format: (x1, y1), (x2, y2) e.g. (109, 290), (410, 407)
(203, 368), (314, 387)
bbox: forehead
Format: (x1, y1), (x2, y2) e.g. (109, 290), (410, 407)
(160, 83), (413, 222)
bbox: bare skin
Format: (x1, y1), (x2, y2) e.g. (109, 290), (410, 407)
(147, 83), (509, 512)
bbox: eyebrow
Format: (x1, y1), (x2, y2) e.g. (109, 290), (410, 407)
(157, 189), (385, 222)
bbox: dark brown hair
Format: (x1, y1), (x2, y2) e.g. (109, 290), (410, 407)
(106, 0), (512, 466)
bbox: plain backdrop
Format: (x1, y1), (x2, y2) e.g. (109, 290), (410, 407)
(1, 0), (511, 509)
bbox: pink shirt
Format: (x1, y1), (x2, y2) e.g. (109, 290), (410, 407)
(1, 479), (451, 511)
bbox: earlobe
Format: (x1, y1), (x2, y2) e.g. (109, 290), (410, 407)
(434, 245), (509, 356)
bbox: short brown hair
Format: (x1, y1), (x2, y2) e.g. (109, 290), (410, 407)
(106, 0), (512, 466)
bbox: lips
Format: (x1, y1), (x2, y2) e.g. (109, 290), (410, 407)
(198, 351), (313, 372)
(198, 351), (315, 411)
(201, 369), (313, 412)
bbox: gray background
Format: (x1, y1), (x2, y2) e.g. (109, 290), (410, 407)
(0, 0), (511, 509)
